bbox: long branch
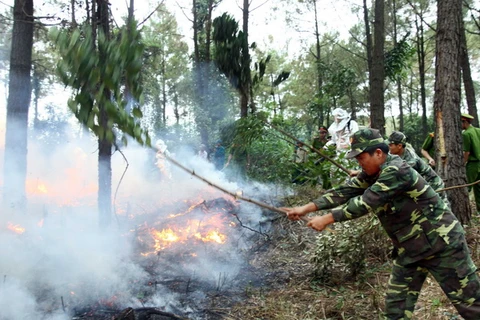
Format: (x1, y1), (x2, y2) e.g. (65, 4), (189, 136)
(158, 149), (310, 222)
(437, 179), (480, 192)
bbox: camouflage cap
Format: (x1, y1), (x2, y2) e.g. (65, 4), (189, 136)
(388, 131), (407, 145)
(346, 128), (386, 159)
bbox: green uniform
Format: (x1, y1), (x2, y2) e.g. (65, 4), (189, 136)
(402, 146), (444, 191)
(463, 125), (480, 212)
(312, 137), (328, 150)
(421, 133), (435, 158)
(401, 145), (449, 204)
(312, 154), (480, 319)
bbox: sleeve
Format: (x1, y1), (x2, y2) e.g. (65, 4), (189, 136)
(413, 157), (444, 191)
(463, 131), (471, 152)
(349, 120), (359, 134)
(331, 165), (413, 222)
(312, 175), (368, 210)
(421, 134), (433, 150)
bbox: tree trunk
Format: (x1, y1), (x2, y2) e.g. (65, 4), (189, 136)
(241, 0), (251, 117)
(392, 0), (404, 132)
(97, 0), (112, 228)
(161, 55), (167, 125)
(313, 0), (324, 126)
(3, 0), (34, 212)
(193, 0), (199, 62)
(460, 20), (478, 127)
(192, 0), (212, 147)
(369, 0), (385, 134)
(71, 0), (77, 27)
(240, 92), (248, 118)
(363, 0), (373, 92)
(415, 16), (428, 140)
(434, 0), (470, 224)
(206, 0), (213, 63)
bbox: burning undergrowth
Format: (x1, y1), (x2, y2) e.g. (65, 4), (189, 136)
(124, 194), (275, 319)
(0, 139), (283, 319)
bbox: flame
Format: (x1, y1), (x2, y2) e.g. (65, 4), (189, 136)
(37, 183), (48, 194)
(141, 216), (228, 256)
(25, 175), (97, 207)
(7, 222), (25, 234)
(198, 230), (226, 243)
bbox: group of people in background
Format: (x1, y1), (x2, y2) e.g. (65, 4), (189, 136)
(292, 108), (360, 185)
(293, 109), (480, 216)
(461, 113), (480, 214)
(415, 113), (480, 214)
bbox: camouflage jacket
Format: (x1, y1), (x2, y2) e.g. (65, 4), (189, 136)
(401, 146), (445, 192)
(312, 154), (465, 265)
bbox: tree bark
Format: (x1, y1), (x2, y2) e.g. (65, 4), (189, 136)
(241, 0), (251, 117)
(415, 16), (428, 141)
(369, 0), (385, 134)
(97, 0), (112, 228)
(460, 19), (478, 127)
(392, 0), (404, 132)
(313, 0), (324, 126)
(3, 0), (34, 212)
(434, 0), (471, 224)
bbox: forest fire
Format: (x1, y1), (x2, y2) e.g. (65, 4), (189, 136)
(25, 176), (97, 207)
(135, 197), (239, 257)
(0, 141), (274, 319)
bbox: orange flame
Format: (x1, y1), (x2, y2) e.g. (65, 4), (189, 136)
(7, 222), (25, 234)
(141, 216), (228, 256)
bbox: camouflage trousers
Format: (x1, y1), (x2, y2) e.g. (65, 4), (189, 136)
(384, 241), (480, 319)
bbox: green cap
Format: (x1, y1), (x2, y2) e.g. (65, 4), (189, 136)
(388, 131), (407, 145)
(461, 113), (474, 120)
(346, 128), (386, 159)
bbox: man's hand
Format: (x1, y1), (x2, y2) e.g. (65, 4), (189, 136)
(282, 206), (307, 221)
(281, 202), (318, 221)
(307, 213), (335, 232)
(349, 169), (360, 177)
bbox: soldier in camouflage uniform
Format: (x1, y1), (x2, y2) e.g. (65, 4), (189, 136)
(284, 128), (480, 319)
(387, 131), (448, 204)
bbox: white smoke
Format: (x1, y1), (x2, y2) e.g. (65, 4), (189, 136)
(0, 128), (276, 319)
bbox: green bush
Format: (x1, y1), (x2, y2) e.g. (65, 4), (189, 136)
(311, 215), (390, 284)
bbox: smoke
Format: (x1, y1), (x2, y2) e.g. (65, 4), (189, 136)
(0, 127), (276, 319)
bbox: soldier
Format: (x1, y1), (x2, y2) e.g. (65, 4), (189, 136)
(387, 131), (448, 203)
(462, 113), (480, 214)
(283, 128), (480, 319)
(312, 126), (330, 150)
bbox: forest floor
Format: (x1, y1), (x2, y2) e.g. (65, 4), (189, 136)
(220, 186), (480, 320)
